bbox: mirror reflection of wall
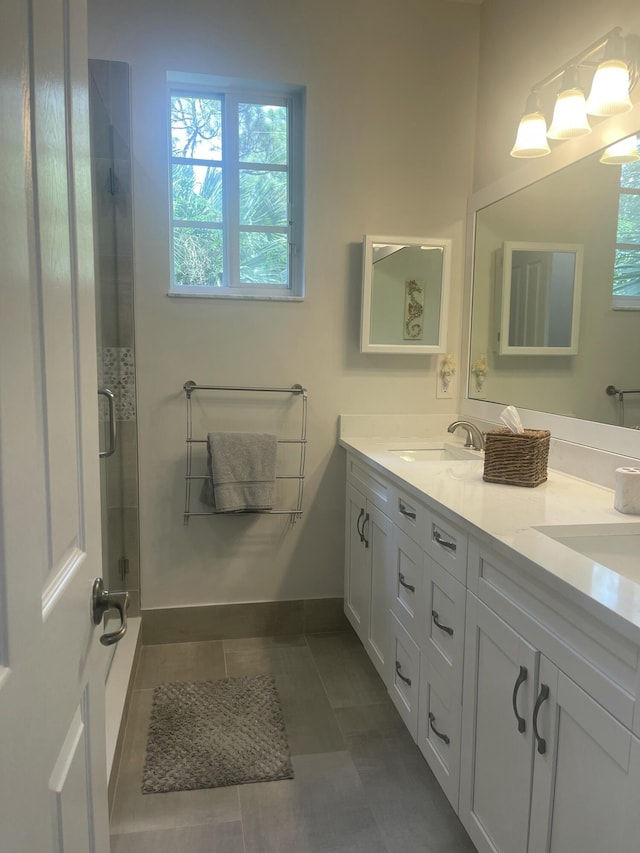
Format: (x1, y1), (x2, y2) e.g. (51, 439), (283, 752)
(370, 245), (443, 345)
(361, 236), (451, 354)
(469, 137), (640, 428)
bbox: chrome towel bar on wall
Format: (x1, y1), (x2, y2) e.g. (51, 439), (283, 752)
(182, 380), (308, 525)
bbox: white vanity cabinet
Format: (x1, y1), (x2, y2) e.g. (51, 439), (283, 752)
(342, 448), (640, 852)
(461, 542), (640, 853)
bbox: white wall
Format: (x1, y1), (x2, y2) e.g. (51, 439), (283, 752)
(88, 0), (481, 609)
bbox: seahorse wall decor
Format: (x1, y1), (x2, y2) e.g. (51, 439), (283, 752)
(404, 279), (424, 340)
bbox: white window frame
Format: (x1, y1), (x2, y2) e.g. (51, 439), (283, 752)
(167, 72), (305, 300)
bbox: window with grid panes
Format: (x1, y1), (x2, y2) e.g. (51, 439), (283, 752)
(168, 75), (305, 299)
(612, 137), (640, 310)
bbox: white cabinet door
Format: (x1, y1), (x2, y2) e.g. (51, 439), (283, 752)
(344, 482), (370, 643)
(0, 0), (109, 850)
(460, 594), (538, 853)
(365, 503), (393, 681)
(529, 657), (640, 853)
(344, 484), (392, 683)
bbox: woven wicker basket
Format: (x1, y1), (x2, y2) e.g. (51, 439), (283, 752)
(483, 428), (550, 488)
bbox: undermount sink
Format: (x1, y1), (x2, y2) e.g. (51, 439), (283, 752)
(388, 445), (481, 462)
(535, 523), (640, 584)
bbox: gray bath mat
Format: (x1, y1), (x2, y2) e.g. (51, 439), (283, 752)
(142, 675), (294, 793)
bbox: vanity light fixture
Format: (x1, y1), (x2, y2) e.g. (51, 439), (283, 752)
(586, 30), (633, 115)
(511, 27), (639, 158)
(599, 134), (640, 164)
(510, 93), (551, 158)
(547, 68), (591, 139)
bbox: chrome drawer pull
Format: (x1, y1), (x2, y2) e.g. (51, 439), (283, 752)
(433, 530), (456, 552)
(362, 513), (370, 549)
(428, 712), (450, 745)
(399, 572), (416, 593)
(356, 507), (365, 542)
(399, 502), (417, 521)
(395, 661), (412, 687)
(431, 610), (454, 636)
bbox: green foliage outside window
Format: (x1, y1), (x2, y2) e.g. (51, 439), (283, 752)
(613, 147), (640, 298)
(170, 93), (290, 289)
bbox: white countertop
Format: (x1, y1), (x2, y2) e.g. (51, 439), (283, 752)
(339, 434), (640, 639)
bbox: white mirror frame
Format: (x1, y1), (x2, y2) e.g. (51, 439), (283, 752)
(460, 102), (640, 459)
(498, 240), (583, 356)
(360, 234), (451, 354)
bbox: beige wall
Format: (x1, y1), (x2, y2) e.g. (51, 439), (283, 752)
(88, 0), (480, 609)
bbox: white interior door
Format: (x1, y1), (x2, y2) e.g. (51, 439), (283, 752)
(0, 1), (110, 851)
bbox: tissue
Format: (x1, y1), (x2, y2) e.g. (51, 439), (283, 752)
(500, 405), (525, 434)
(614, 467), (640, 515)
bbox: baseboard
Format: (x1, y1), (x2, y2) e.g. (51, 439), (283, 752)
(141, 597), (349, 645)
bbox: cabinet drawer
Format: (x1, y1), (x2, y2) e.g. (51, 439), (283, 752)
(389, 612), (420, 740)
(423, 557), (466, 699)
(390, 527), (424, 643)
(390, 486), (428, 547)
(418, 659), (461, 811)
(346, 454), (392, 515)
(424, 512), (468, 584)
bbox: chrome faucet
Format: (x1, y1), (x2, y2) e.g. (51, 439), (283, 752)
(447, 420), (484, 451)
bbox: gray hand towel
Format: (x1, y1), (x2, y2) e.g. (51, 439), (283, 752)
(200, 432), (278, 512)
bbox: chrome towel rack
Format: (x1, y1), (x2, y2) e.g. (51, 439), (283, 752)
(182, 380), (308, 525)
(606, 384), (640, 427)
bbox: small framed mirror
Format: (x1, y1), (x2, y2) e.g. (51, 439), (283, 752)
(360, 235), (451, 354)
(496, 241), (583, 356)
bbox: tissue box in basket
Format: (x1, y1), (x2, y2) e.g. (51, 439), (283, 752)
(483, 428), (550, 488)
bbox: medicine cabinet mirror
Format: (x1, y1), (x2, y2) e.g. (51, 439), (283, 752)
(496, 241), (583, 355)
(360, 235), (451, 354)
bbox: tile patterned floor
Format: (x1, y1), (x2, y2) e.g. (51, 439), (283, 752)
(109, 628), (476, 853)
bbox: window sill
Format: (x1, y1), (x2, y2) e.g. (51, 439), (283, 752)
(167, 290), (304, 302)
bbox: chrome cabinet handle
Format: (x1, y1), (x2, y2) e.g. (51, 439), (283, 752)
(395, 661), (412, 687)
(399, 572), (415, 593)
(98, 387), (117, 459)
(428, 712), (450, 745)
(533, 683), (550, 754)
(433, 530), (456, 552)
(512, 665), (528, 734)
(91, 577), (129, 646)
(356, 508), (365, 542)
(399, 502), (416, 521)
(431, 609), (454, 636)
(362, 513), (370, 549)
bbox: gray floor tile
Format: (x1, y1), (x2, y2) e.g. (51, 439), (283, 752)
(333, 701), (405, 738)
(226, 642), (345, 756)
(240, 751), (389, 853)
(110, 689), (241, 834)
(110, 820), (245, 853)
(345, 726), (471, 853)
(134, 640), (226, 689)
(306, 631), (389, 709)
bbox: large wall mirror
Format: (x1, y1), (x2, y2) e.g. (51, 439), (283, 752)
(361, 235), (451, 354)
(468, 132), (640, 431)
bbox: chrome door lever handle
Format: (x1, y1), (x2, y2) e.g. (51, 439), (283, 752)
(91, 577), (129, 645)
(98, 387), (117, 459)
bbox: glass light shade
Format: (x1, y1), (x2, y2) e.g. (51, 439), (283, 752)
(510, 112), (551, 158)
(586, 60), (633, 115)
(600, 135), (640, 164)
(547, 88), (591, 139)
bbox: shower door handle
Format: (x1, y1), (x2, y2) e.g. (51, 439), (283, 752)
(98, 387), (117, 458)
(91, 577), (129, 645)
